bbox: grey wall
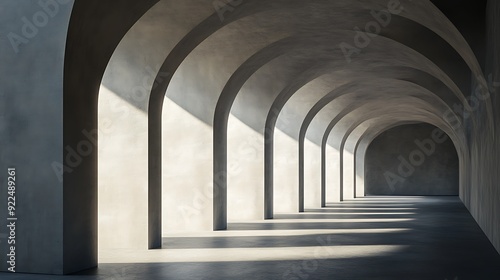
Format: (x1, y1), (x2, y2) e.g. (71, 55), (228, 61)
(0, 0), (73, 274)
(463, 0), (500, 254)
(365, 123), (459, 196)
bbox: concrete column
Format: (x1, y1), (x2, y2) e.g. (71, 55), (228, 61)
(303, 137), (322, 209)
(273, 128), (299, 213)
(343, 126), (368, 199)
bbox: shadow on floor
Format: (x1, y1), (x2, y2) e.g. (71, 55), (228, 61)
(1, 197), (499, 279)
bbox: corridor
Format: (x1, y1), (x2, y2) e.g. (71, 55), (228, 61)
(1, 0), (500, 277)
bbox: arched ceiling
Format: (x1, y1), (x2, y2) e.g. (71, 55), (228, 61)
(59, 0), (499, 253)
(66, 0), (492, 159)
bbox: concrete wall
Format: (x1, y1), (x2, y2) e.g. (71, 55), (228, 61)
(365, 123), (459, 196)
(0, 0), (73, 274)
(463, 0), (500, 253)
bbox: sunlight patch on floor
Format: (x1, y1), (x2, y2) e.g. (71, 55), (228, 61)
(100, 245), (408, 263)
(163, 228), (411, 238)
(231, 218), (415, 223)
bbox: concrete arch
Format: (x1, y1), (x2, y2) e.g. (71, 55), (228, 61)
(258, 32), (476, 217)
(210, 30), (474, 226)
(60, 0), (499, 272)
(96, 0), (226, 250)
(214, 30), (472, 225)
(63, 0), (159, 270)
(342, 117), (464, 200)
(272, 76), (462, 210)
(330, 103), (465, 195)
(144, 1), (489, 230)
(1, 0), (498, 275)
(320, 97), (462, 202)
(308, 93), (456, 205)
(61, 1), (492, 245)
(297, 69), (471, 205)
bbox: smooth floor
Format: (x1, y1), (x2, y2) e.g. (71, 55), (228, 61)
(2, 196), (500, 279)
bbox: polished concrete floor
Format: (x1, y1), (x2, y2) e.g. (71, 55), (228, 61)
(2, 196), (500, 279)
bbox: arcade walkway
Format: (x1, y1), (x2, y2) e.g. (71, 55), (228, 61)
(2, 196), (499, 279)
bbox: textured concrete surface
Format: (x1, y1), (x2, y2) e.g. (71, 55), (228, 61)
(0, 197), (499, 279)
(1, 0), (499, 274)
(465, 0), (500, 257)
(0, 0), (73, 274)
(365, 123), (459, 195)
